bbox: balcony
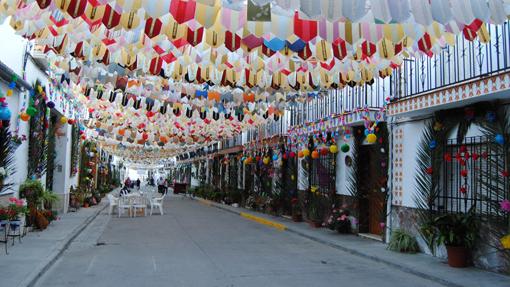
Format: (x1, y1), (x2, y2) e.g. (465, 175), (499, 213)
(389, 22), (510, 116)
(30, 44), (50, 70)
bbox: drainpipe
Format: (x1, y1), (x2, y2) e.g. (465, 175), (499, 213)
(386, 117), (395, 244)
(0, 60), (31, 90)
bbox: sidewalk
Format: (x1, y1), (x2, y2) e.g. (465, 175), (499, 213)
(192, 197), (510, 287)
(0, 200), (107, 287)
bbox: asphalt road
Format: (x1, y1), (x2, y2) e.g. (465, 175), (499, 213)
(35, 196), (443, 287)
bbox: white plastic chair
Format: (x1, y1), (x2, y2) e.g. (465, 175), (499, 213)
(118, 197), (132, 218)
(107, 194), (119, 215)
(150, 192), (166, 216)
(131, 196), (147, 217)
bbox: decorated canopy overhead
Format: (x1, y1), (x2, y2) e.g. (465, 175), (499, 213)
(2, 0), (509, 155)
(3, 0), (506, 91)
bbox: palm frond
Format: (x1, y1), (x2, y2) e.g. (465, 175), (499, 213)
(0, 121), (16, 193)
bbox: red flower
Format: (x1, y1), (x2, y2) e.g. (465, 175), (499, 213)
(444, 153), (452, 162)
(460, 145), (468, 153)
(455, 152), (462, 162)
(502, 170), (510, 177)
(425, 167), (433, 175)
(459, 186), (467, 194)
(464, 152), (470, 160)
(472, 153), (479, 161)
(460, 170), (468, 177)
(482, 152), (489, 159)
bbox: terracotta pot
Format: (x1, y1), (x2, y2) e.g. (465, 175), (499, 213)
(308, 220), (322, 228)
(446, 246), (470, 268)
(83, 202), (89, 208)
(292, 214), (303, 222)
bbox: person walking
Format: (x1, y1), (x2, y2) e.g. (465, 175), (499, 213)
(136, 178), (141, 190)
(157, 177), (164, 194)
(124, 177), (131, 190)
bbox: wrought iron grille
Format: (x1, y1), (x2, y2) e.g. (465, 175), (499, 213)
(310, 153), (336, 194)
(228, 159), (238, 190)
(393, 22), (510, 100)
(438, 135), (509, 220)
(306, 134), (336, 194)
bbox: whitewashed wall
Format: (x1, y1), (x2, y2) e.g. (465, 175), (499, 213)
(335, 134), (354, 195)
(0, 20), (77, 212)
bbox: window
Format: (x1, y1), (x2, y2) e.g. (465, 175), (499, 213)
(438, 135), (509, 220)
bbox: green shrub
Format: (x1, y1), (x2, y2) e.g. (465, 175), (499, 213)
(19, 179), (45, 207)
(387, 229), (420, 253)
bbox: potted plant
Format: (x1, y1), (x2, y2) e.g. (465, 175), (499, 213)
(387, 229), (420, 253)
(326, 205), (351, 234)
(7, 197), (28, 231)
(290, 197), (303, 222)
(38, 189), (59, 210)
(432, 207), (479, 268)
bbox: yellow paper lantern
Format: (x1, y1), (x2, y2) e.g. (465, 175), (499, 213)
(501, 234), (510, 249)
(366, 133), (377, 144)
(6, 89), (13, 97)
(263, 156), (270, 165)
(302, 148), (310, 157)
(60, 116), (68, 124)
(329, 144), (338, 154)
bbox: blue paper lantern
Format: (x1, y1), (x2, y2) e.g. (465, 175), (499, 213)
(272, 154), (278, 161)
(486, 111), (496, 123)
(0, 105), (11, 121)
(8, 81), (16, 89)
(495, 134), (505, 145)
(46, 101), (55, 109)
(429, 140), (437, 150)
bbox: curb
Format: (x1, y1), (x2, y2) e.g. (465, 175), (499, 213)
(189, 196), (461, 287)
(20, 202), (108, 287)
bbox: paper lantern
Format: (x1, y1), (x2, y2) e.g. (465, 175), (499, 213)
(289, 151), (296, 158)
(68, 119), (75, 125)
(59, 116), (68, 124)
(0, 105), (11, 121)
(6, 90), (13, 97)
(429, 140), (437, 150)
(47, 101), (55, 109)
(320, 146), (329, 156)
(329, 144), (338, 154)
(495, 134), (505, 145)
(263, 157), (270, 165)
(302, 148), (310, 157)
(298, 151), (304, 158)
(20, 112), (30, 122)
(340, 144), (350, 153)
(272, 154), (278, 161)
(26, 106), (38, 117)
(311, 150), (319, 159)
(366, 133), (377, 144)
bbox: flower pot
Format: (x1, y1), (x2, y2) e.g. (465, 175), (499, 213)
(83, 202), (89, 208)
(446, 245), (470, 268)
(308, 220), (322, 228)
(292, 214), (303, 222)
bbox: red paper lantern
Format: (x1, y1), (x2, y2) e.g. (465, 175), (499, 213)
(293, 12), (317, 42)
(170, 0), (196, 24)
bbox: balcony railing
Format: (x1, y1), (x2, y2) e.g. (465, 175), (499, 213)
(392, 22), (510, 101)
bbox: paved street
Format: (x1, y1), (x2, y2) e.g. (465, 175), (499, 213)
(35, 196), (444, 287)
